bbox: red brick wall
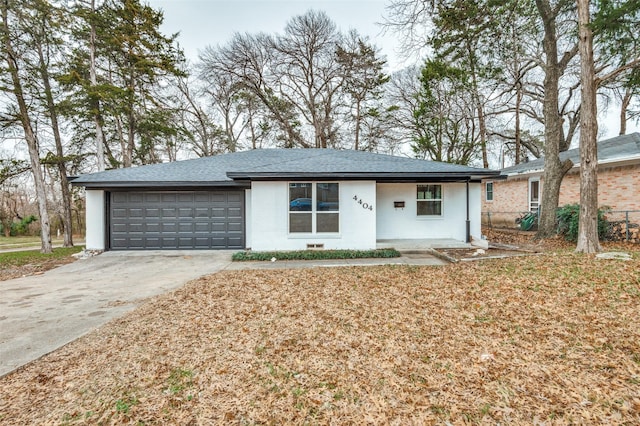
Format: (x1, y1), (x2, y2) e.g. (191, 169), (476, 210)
(481, 162), (640, 227)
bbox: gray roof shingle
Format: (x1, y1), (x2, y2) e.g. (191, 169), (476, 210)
(501, 132), (640, 176)
(72, 148), (501, 188)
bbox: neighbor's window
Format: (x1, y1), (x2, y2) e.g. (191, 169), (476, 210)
(417, 184), (442, 216)
(289, 183), (339, 233)
(486, 182), (494, 201)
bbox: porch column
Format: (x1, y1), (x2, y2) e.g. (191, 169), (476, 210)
(465, 180), (470, 243)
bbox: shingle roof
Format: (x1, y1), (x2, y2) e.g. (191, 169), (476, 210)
(501, 132), (640, 176)
(72, 148), (501, 188)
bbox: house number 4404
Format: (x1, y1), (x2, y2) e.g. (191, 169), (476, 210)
(353, 195), (373, 211)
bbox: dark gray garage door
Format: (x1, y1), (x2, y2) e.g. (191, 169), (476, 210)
(110, 191), (245, 250)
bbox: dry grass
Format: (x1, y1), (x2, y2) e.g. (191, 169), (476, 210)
(1, 251), (639, 425)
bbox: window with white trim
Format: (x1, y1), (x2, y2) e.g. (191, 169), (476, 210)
(289, 183), (339, 233)
(417, 184), (442, 216)
(486, 181), (494, 201)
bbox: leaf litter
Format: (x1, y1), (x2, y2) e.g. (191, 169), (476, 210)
(0, 251), (639, 425)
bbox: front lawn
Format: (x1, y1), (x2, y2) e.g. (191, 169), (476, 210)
(0, 247), (83, 281)
(1, 253), (639, 424)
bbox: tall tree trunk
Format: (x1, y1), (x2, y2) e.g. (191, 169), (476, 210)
(1, 2), (52, 253)
(575, 0), (601, 253)
(619, 86), (631, 135)
(535, 0), (574, 238)
(36, 43), (74, 247)
(90, 0), (106, 171)
(515, 83), (522, 164)
(354, 99), (361, 150)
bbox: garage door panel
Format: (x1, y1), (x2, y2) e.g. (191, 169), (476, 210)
(110, 191), (244, 250)
(144, 193), (161, 203)
(194, 222), (210, 232)
(228, 222), (243, 232)
(227, 193), (243, 203)
(227, 207), (242, 218)
(161, 237), (179, 248)
(195, 207), (209, 218)
(162, 208), (178, 218)
(161, 193), (177, 203)
(179, 208), (193, 218)
(143, 207), (159, 218)
(193, 193), (208, 203)
(178, 222), (194, 232)
(211, 208), (226, 218)
(129, 223), (145, 232)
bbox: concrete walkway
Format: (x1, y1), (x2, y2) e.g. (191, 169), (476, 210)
(0, 250), (446, 377)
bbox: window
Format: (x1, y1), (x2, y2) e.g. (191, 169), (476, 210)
(289, 183), (339, 233)
(417, 185), (442, 216)
(486, 182), (494, 201)
(529, 179), (540, 212)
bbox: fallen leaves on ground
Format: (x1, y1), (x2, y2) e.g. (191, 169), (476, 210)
(1, 252), (639, 425)
(0, 256), (76, 282)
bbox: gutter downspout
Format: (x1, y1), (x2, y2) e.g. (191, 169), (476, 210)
(466, 180), (471, 243)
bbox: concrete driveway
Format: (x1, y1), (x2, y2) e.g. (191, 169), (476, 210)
(0, 250), (233, 377)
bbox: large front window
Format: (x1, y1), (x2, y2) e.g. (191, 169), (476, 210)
(289, 183), (339, 233)
(417, 184), (442, 216)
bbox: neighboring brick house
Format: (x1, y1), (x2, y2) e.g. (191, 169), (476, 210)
(482, 132), (640, 231)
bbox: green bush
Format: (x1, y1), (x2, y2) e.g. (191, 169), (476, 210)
(10, 215), (38, 236)
(232, 248), (401, 262)
(556, 204), (609, 242)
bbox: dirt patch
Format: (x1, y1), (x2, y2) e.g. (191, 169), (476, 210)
(1, 254), (639, 424)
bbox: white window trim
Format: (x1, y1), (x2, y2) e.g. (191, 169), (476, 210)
(485, 181), (494, 202)
(528, 178), (540, 212)
(288, 182), (340, 235)
(416, 184), (443, 217)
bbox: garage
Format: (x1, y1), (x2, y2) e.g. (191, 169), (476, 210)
(109, 191), (245, 250)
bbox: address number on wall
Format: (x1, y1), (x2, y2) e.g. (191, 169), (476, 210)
(353, 195), (373, 211)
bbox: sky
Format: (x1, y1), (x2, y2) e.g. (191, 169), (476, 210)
(147, 0), (638, 140)
(147, 0), (406, 69)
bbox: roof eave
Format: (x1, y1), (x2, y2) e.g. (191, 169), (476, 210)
(226, 171), (501, 182)
(72, 180), (246, 189)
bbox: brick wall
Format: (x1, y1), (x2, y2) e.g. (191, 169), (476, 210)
(481, 162), (640, 228)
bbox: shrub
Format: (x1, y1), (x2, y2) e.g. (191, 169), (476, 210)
(10, 215), (38, 236)
(556, 204), (609, 242)
(232, 248), (401, 261)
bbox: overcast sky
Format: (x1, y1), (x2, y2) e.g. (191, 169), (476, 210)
(147, 0), (406, 69)
(147, 0), (636, 139)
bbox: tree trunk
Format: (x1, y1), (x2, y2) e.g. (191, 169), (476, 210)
(535, 0), (574, 238)
(90, 0), (106, 171)
(619, 86), (631, 136)
(36, 43), (74, 247)
(575, 0), (601, 253)
(515, 83), (522, 164)
(1, 1), (52, 253)
(354, 99), (361, 150)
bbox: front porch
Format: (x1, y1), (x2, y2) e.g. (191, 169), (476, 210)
(376, 238), (472, 250)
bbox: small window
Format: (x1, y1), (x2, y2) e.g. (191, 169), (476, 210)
(417, 184), (442, 216)
(486, 182), (494, 201)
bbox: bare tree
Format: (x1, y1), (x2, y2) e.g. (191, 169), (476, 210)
(0, 0), (52, 252)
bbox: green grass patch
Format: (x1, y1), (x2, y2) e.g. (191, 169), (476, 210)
(232, 248), (401, 261)
(0, 247), (83, 269)
(0, 235), (80, 249)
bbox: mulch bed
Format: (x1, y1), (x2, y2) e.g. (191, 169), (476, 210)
(1, 253), (639, 424)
